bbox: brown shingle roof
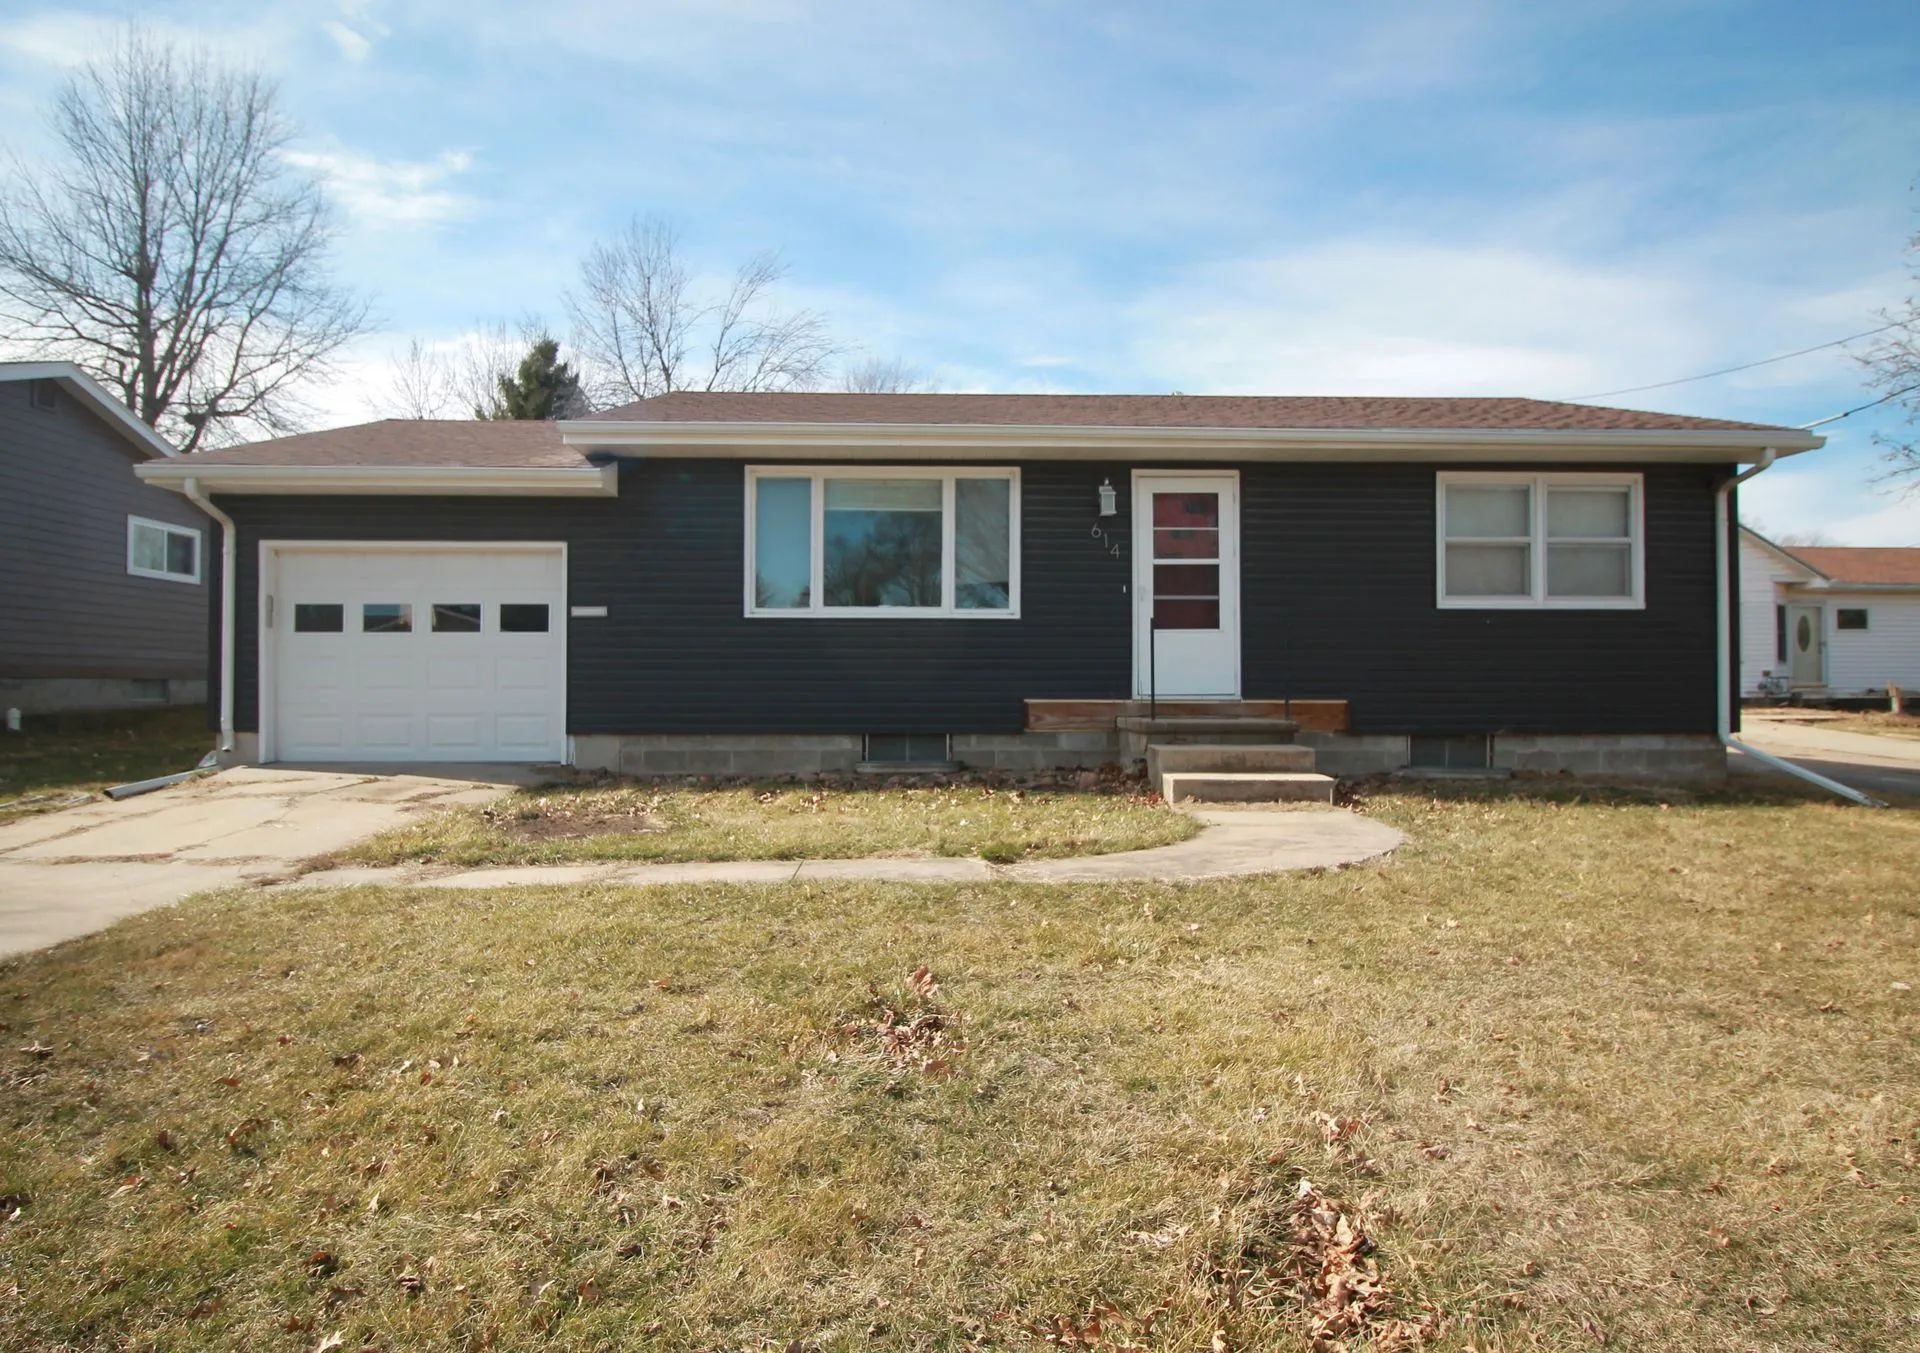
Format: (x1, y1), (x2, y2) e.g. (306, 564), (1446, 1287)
(1788, 546), (1920, 586)
(180, 419), (588, 468)
(171, 394), (1808, 469)
(582, 391), (1796, 433)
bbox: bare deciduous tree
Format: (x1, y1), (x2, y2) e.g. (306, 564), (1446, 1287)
(567, 216), (836, 405)
(374, 319), (558, 420)
(840, 353), (941, 393)
(1861, 228), (1920, 484)
(0, 28), (367, 451)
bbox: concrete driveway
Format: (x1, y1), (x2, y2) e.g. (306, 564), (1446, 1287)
(0, 765), (531, 957)
(1734, 712), (1920, 803)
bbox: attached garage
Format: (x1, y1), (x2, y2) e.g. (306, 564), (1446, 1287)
(262, 543), (566, 763)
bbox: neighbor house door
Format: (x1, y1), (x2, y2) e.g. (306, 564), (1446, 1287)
(1786, 602), (1825, 687)
(1133, 471), (1240, 699)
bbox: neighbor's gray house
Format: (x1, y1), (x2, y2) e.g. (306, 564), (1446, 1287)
(1738, 525), (1920, 699)
(133, 393), (1822, 788)
(1, 362), (208, 712)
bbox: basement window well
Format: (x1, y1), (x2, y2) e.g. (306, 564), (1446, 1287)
(860, 733), (955, 772)
(1407, 733), (1492, 771)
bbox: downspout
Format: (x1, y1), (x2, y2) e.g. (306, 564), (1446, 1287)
(180, 477), (236, 756)
(1715, 451), (1883, 807)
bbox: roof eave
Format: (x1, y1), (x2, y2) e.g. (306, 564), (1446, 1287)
(0, 361), (177, 458)
(134, 462), (619, 497)
(1737, 524), (1831, 580)
(559, 419), (1823, 462)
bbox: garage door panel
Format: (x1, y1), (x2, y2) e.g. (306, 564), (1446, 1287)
(271, 547), (565, 764)
(426, 715), (486, 755)
(426, 658), (487, 692)
(495, 657), (553, 691)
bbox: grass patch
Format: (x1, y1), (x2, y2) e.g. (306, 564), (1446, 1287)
(0, 705), (210, 817)
(3, 782), (1917, 1349)
(341, 775), (1195, 866)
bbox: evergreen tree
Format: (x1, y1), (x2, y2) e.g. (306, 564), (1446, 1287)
(478, 335), (586, 419)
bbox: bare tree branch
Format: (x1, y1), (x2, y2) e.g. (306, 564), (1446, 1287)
(372, 318), (554, 419)
(0, 26), (367, 450)
(840, 353), (942, 393)
(1860, 228), (1920, 487)
(566, 215), (838, 406)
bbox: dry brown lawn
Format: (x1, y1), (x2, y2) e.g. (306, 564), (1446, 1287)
(341, 777), (1193, 867)
(0, 706), (210, 817)
(2, 782), (1916, 1351)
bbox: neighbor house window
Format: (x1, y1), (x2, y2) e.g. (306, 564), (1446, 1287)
(746, 467), (1019, 617)
(126, 516), (202, 584)
(1436, 473), (1642, 609)
(1836, 608), (1869, 631)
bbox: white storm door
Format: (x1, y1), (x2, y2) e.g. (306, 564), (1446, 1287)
(1133, 472), (1241, 699)
(269, 546), (565, 762)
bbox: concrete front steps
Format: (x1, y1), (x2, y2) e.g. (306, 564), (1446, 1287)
(1143, 738), (1337, 805)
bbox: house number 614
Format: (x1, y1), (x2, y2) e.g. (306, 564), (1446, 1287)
(1090, 524), (1122, 558)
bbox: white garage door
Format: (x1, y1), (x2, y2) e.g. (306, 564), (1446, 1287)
(269, 546), (565, 763)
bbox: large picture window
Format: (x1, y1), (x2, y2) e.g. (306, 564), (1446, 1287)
(1436, 473), (1643, 609)
(746, 467), (1019, 617)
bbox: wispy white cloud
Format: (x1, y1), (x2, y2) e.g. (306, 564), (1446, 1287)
(282, 145), (479, 228)
(324, 0), (388, 62)
(322, 21), (371, 62)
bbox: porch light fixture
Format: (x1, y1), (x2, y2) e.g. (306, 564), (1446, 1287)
(1097, 477), (1117, 517)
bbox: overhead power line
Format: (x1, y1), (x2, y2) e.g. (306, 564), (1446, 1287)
(1799, 381), (1920, 430)
(1569, 321), (1902, 401)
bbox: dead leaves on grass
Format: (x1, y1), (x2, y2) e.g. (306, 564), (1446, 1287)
(1205, 1174), (1441, 1351)
(833, 965), (963, 1083)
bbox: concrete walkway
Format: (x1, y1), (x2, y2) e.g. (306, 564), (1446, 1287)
(0, 765), (1405, 958)
(286, 807), (1406, 892)
(1735, 713), (1920, 802)
(0, 765), (530, 956)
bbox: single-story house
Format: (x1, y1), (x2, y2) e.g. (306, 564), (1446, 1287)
(1, 361), (209, 713)
(134, 393), (1822, 785)
(1737, 525), (1920, 700)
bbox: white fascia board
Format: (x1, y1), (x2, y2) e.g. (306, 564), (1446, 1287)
(1785, 580), (1920, 595)
(0, 360), (178, 458)
(559, 419), (1824, 462)
(1737, 525), (1828, 580)
(134, 462), (619, 497)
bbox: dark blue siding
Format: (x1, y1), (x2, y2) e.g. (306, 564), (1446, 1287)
(214, 457), (1726, 738)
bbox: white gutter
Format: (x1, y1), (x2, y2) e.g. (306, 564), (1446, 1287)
(1716, 451), (1884, 807)
(562, 419), (1825, 461)
(135, 463), (618, 496)
(180, 477), (236, 755)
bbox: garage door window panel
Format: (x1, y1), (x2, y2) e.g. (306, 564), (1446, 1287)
(432, 603), (482, 632)
(294, 603), (344, 633)
(363, 603), (412, 633)
(500, 603), (550, 633)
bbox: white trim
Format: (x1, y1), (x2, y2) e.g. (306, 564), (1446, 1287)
(1131, 469), (1242, 700)
(0, 360), (177, 458)
(742, 465), (1021, 619)
(1435, 472), (1646, 610)
(257, 540), (569, 765)
(126, 514), (203, 584)
(563, 418), (1822, 461)
(136, 463), (618, 497)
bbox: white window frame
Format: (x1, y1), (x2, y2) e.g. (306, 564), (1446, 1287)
(1436, 472), (1644, 610)
(744, 465), (1021, 619)
(126, 514), (203, 584)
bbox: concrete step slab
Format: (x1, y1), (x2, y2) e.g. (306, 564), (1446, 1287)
(1148, 743), (1317, 782)
(1159, 771), (1337, 804)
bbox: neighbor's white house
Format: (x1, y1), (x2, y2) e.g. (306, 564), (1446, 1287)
(1739, 525), (1920, 699)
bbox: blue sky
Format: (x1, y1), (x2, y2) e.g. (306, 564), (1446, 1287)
(2, 0), (1918, 541)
